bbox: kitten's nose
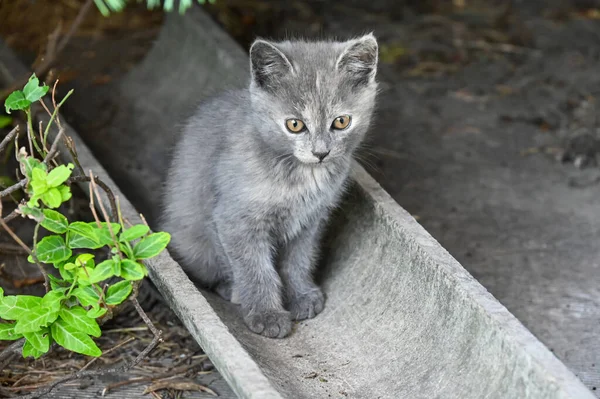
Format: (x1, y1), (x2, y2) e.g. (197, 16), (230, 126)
(312, 150), (330, 162)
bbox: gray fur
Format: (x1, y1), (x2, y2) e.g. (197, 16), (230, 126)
(160, 34), (379, 338)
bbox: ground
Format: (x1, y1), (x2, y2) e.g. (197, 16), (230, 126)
(0, 0), (599, 397)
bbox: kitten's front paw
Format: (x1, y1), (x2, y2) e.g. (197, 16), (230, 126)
(288, 288), (325, 321)
(243, 309), (292, 338)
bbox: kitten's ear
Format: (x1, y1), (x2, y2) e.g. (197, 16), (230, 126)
(249, 40), (294, 90)
(336, 33), (378, 87)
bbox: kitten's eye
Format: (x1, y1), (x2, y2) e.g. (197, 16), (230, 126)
(285, 119), (306, 133)
(332, 115), (351, 130)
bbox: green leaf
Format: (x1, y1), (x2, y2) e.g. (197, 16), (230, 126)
(133, 232), (170, 259)
(58, 184), (72, 202)
(76, 253), (95, 266)
(59, 306), (101, 337)
(88, 259), (117, 284)
(94, 222), (121, 246)
(18, 205), (44, 222)
(41, 209), (69, 233)
(67, 222), (101, 249)
(42, 187), (63, 208)
(0, 115), (12, 128)
(22, 74), (49, 103)
(120, 259), (145, 281)
(4, 90), (30, 114)
(0, 295), (41, 320)
(105, 280), (132, 305)
(23, 328), (50, 353)
(46, 164), (73, 187)
(0, 287), (3, 298)
(19, 155), (46, 179)
(86, 307), (107, 319)
(0, 323), (23, 340)
(35, 235), (72, 264)
(22, 339), (44, 359)
(41, 290), (65, 313)
(72, 286), (100, 308)
(120, 224), (149, 242)
(48, 274), (68, 290)
(51, 318), (102, 357)
(13, 305), (58, 334)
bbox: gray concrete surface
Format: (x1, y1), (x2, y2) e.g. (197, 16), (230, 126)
(2, 6), (591, 398)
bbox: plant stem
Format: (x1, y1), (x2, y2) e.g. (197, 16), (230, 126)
(26, 110), (43, 157)
(42, 89), (74, 148)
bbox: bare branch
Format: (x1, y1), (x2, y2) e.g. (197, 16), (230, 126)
(0, 126), (19, 154)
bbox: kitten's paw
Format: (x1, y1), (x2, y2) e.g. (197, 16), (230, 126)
(288, 288), (325, 321)
(243, 309), (292, 338)
(215, 281), (232, 301)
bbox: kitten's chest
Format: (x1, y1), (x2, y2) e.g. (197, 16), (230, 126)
(262, 170), (344, 241)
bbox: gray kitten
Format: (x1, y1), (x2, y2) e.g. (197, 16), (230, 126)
(160, 34), (379, 338)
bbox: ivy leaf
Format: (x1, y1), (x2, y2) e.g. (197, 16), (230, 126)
(48, 274), (68, 290)
(0, 295), (41, 320)
(88, 259), (117, 284)
(41, 290), (65, 313)
(46, 164), (73, 187)
(35, 235), (72, 264)
(23, 328), (50, 354)
(41, 209), (69, 233)
(93, 222), (122, 246)
(133, 232), (170, 259)
(4, 90), (30, 114)
(0, 323), (23, 341)
(22, 339), (44, 359)
(120, 259), (145, 281)
(51, 318), (102, 357)
(42, 187), (63, 208)
(22, 74), (49, 103)
(67, 222), (101, 249)
(59, 306), (101, 337)
(120, 225), (149, 242)
(72, 286), (100, 308)
(105, 280), (132, 305)
(19, 155), (46, 180)
(13, 305), (59, 334)
(87, 307), (107, 319)
(58, 185), (72, 202)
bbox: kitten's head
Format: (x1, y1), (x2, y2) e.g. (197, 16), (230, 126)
(248, 34), (379, 166)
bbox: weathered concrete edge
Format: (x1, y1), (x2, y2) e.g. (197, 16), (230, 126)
(0, 41), (283, 399)
(350, 162), (595, 398)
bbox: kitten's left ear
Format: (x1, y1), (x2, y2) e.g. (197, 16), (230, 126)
(336, 33), (378, 86)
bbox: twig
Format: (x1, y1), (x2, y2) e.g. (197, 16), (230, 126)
(79, 337), (136, 373)
(0, 127), (19, 154)
(0, 179), (26, 198)
(67, 175), (117, 223)
(11, 299), (163, 399)
(0, 204), (49, 293)
(0, 0), (94, 103)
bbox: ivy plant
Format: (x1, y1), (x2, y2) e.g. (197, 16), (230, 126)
(0, 74), (170, 359)
(94, 0), (216, 16)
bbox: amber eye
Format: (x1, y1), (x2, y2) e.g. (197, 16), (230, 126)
(285, 119), (306, 133)
(332, 115), (351, 130)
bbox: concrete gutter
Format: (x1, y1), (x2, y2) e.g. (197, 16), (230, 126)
(0, 6), (595, 399)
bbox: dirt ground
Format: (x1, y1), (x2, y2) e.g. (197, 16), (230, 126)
(1, 0), (600, 397)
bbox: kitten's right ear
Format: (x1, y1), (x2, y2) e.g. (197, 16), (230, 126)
(249, 40), (294, 90)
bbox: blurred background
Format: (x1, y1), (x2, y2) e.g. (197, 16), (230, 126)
(0, 0), (599, 397)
